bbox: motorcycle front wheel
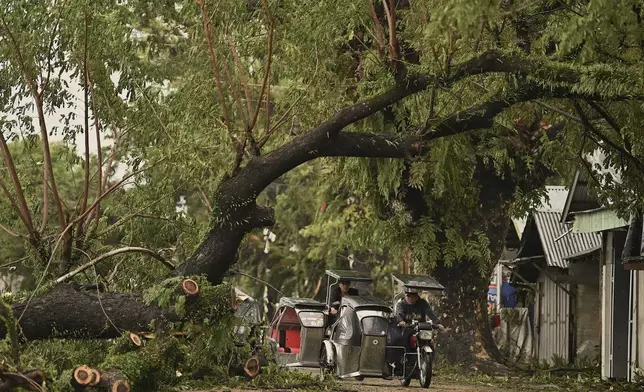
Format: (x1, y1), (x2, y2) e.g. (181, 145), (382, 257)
(319, 345), (334, 381)
(419, 351), (433, 388)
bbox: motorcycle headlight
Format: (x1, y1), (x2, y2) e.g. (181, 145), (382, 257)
(418, 330), (434, 340)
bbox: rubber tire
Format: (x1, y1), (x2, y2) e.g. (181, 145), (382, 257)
(399, 361), (416, 387)
(419, 352), (433, 388)
(319, 345), (333, 381)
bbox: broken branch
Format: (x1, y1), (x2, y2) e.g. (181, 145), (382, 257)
(55, 247), (175, 284)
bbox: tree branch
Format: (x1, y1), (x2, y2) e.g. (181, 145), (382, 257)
(0, 13), (67, 232)
(366, 0), (386, 58)
(198, 0), (232, 130)
(381, 0), (399, 63)
(320, 87), (542, 159)
(102, 124), (120, 193)
(0, 221), (23, 239)
(80, 10), (91, 220)
(248, 24), (273, 132)
(249, 205), (276, 228)
(585, 100), (633, 152)
(226, 31), (254, 118)
(88, 74), (103, 223)
(221, 50), (250, 131)
(198, 187), (213, 213)
(55, 247), (174, 284)
(219, 49), (644, 212)
(573, 101), (644, 172)
(0, 133), (34, 236)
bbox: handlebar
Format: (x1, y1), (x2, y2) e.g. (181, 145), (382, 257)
(400, 320), (440, 330)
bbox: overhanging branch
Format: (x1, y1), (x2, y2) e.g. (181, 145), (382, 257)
(56, 247), (174, 285)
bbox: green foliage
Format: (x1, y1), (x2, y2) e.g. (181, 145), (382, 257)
(2, 0), (644, 387)
(436, 360), (644, 392)
(143, 276), (233, 322)
(15, 339), (111, 383)
(100, 337), (184, 391)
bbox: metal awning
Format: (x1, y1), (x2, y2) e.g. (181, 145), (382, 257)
(563, 245), (602, 261)
(325, 269), (373, 282)
(391, 273), (445, 292)
(533, 211), (601, 268)
(279, 297), (326, 309)
(571, 208), (628, 233)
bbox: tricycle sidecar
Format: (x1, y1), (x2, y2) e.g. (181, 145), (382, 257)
(320, 295), (393, 379)
(267, 297), (326, 367)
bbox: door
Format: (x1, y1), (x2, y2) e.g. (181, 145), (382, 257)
(612, 231), (629, 379)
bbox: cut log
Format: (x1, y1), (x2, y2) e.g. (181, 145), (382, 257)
(0, 369), (45, 391)
(180, 279), (199, 295)
(93, 335), (184, 391)
(0, 279), (232, 341)
(2, 284), (172, 340)
(243, 356), (261, 378)
(72, 365), (93, 387)
(128, 333), (142, 347)
(98, 371), (130, 392)
(89, 368), (101, 386)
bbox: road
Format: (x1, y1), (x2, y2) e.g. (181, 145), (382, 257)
(336, 377), (510, 392)
(213, 377), (512, 392)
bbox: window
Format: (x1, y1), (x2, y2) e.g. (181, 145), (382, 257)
(298, 311), (324, 328)
(361, 316), (389, 336)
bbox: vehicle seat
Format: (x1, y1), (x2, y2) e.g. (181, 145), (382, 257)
(284, 329), (301, 353)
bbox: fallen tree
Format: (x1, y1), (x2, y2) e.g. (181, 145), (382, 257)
(4, 54), (643, 345)
(1, 4), (644, 390)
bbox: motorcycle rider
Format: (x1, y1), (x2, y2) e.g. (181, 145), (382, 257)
(395, 289), (444, 329)
(392, 289), (445, 352)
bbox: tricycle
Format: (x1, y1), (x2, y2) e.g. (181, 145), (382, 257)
(267, 297), (326, 367)
(319, 273), (445, 388)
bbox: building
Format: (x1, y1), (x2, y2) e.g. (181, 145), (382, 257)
(510, 185), (602, 365)
(563, 171), (643, 381)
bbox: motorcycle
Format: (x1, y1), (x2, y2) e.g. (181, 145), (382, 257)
(398, 319), (438, 388)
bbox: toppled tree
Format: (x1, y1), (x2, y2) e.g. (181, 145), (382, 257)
(1, 0), (644, 386)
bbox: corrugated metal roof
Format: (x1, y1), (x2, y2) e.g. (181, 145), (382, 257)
(572, 207), (629, 233)
(534, 211), (601, 268)
(538, 186), (569, 212)
(561, 171), (602, 223)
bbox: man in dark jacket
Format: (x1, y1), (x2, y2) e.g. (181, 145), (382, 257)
(394, 291), (443, 328)
(328, 279), (358, 323)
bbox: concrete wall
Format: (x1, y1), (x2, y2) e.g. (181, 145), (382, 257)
(569, 258), (601, 363)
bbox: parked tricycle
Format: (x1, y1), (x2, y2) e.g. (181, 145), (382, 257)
(267, 297), (326, 367)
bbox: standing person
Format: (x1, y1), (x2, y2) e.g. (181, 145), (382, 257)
(500, 273), (517, 308)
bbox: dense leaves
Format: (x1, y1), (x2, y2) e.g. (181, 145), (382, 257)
(0, 2), (643, 388)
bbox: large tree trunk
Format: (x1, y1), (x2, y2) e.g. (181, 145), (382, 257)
(3, 284), (170, 340)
